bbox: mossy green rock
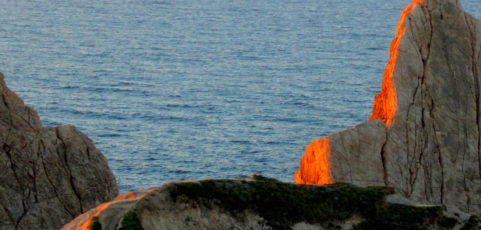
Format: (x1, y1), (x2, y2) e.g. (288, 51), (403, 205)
(89, 217), (102, 230)
(119, 210), (144, 230)
(64, 175), (478, 230)
(168, 175), (445, 230)
(169, 176), (391, 229)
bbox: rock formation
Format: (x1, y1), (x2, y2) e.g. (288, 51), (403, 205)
(0, 73), (118, 230)
(295, 0), (481, 216)
(62, 175), (479, 230)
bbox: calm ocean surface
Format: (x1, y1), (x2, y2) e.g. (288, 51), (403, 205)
(0, 0), (479, 193)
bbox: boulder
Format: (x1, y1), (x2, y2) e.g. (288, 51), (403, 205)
(295, 0), (481, 216)
(62, 175), (479, 230)
(0, 73), (118, 230)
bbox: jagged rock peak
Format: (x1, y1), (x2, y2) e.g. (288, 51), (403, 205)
(0, 72), (118, 229)
(296, 0), (481, 216)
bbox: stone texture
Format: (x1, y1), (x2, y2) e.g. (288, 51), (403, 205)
(0, 73), (118, 230)
(329, 120), (387, 186)
(295, 0), (481, 216)
(63, 176), (479, 230)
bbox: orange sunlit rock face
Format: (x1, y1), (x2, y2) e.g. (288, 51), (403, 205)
(295, 0), (424, 185)
(65, 191), (144, 230)
(294, 137), (332, 185)
(369, 0), (424, 126)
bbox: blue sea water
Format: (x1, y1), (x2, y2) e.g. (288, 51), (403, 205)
(0, 0), (479, 193)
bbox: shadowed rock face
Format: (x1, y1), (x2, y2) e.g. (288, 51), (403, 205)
(0, 73), (118, 229)
(296, 0), (481, 215)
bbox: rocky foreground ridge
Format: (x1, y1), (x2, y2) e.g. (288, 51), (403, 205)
(0, 72), (118, 230)
(296, 0), (481, 217)
(3, 0), (481, 229)
(62, 175), (480, 230)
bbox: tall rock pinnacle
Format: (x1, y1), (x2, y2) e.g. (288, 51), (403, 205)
(0, 73), (118, 229)
(296, 0), (481, 215)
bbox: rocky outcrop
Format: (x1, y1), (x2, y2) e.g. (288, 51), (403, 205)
(295, 0), (481, 216)
(62, 175), (479, 230)
(0, 73), (118, 230)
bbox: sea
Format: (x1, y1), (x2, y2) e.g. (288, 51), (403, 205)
(0, 0), (479, 193)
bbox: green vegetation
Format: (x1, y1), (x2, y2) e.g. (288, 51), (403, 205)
(461, 216), (480, 230)
(168, 174), (460, 230)
(90, 216), (102, 230)
(353, 204), (441, 230)
(119, 210), (144, 230)
(169, 175), (386, 229)
(437, 216), (459, 229)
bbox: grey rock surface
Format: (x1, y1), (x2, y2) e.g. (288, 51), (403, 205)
(0, 73), (118, 230)
(296, 0), (481, 216)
